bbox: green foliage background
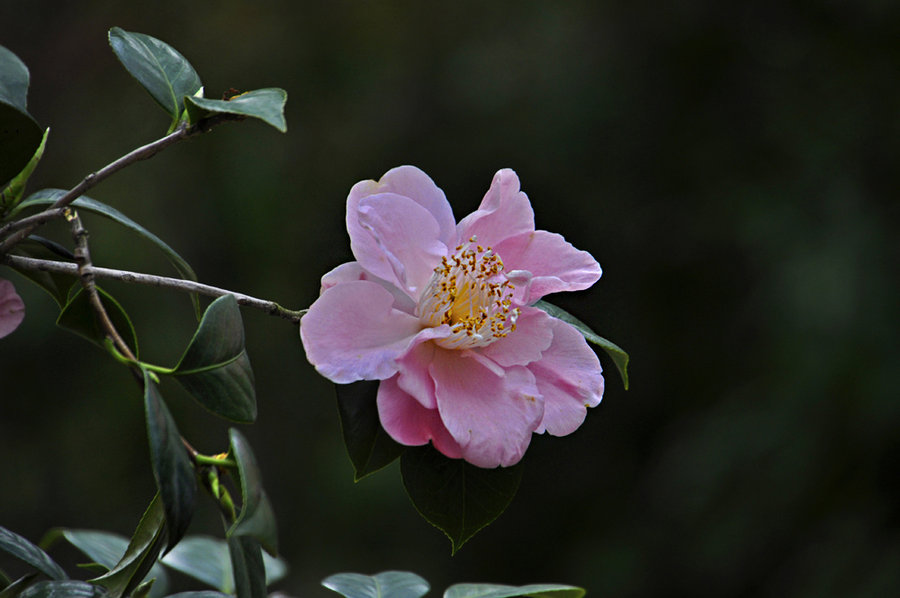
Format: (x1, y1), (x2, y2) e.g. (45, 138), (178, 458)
(2, 1), (899, 596)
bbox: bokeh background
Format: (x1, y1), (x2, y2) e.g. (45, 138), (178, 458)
(2, 1), (899, 597)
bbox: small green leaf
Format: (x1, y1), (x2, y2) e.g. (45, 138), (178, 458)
(48, 529), (168, 598)
(91, 495), (168, 598)
(14, 190), (200, 315)
(400, 446), (523, 554)
(0, 45), (43, 189)
(171, 296), (256, 422)
(185, 89), (287, 133)
(532, 299), (630, 390)
(160, 536), (286, 592)
(322, 572), (429, 598)
(335, 381), (405, 481)
(226, 536), (266, 598)
(444, 584), (585, 598)
(0, 527), (67, 581)
(226, 429), (277, 555)
(144, 372), (197, 552)
(107, 28), (202, 124)
(1, 127), (48, 215)
(18, 581), (108, 598)
(57, 287), (139, 357)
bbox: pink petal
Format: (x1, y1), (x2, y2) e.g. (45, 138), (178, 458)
(346, 166), (457, 289)
(494, 230), (601, 304)
(430, 348), (544, 467)
(0, 279), (25, 339)
(529, 318), (604, 436)
(300, 280), (445, 383)
(478, 306), (553, 367)
(456, 169), (535, 250)
(357, 193), (448, 297)
(395, 340), (438, 409)
(320, 261), (416, 314)
(377, 375), (463, 459)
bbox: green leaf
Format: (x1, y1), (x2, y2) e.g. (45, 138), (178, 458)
(0, 527), (66, 581)
(18, 581), (108, 598)
(226, 537), (265, 598)
(444, 584), (585, 598)
(322, 572), (429, 598)
(532, 299), (630, 390)
(91, 494), (168, 598)
(14, 189), (200, 315)
(1, 127), (48, 215)
(160, 536), (286, 592)
(185, 89), (287, 133)
(107, 28), (202, 124)
(335, 381), (405, 481)
(48, 529), (168, 598)
(171, 295), (255, 421)
(0, 45), (43, 189)
(400, 446), (523, 554)
(57, 287), (139, 357)
(144, 372), (197, 552)
(0, 574), (38, 598)
(226, 429), (277, 555)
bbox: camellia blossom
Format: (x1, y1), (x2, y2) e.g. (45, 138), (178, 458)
(0, 278), (25, 339)
(301, 166), (604, 468)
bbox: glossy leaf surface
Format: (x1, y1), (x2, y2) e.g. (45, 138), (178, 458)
(51, 530), (167, 598)
(160, 536), (286, 592)
(322, 572), (429, 598)
(227, 429), (277, 555)
(144, 372), (197, 551)
(172, 296), (256, 422)
(57, 287), (139, 357)
(107, 28), (202, 121)
(0, 45), (43, 189)
(532, 299), (630, 390)
(91, 495), (168, 598)
(444, 584), (585, 598)
(0, 527), (66, 581)
(400, 446), (523, 553)
(185, 89), (287, 132)
(335, 381), (405, 480)
(18, 581), (108, 598)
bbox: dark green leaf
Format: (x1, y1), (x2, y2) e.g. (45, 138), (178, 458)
(49, 529), (168, 598)
(335, 381), (405, 481)
(185, 89), (287, 133)
(226, 536), (265, 598)
(400, 446), (523, 554)
(57, 287), (139, 357)
(18, 581), (107, 598)
(227, 429), (277, 555)
(0, 527), (67, 581)
(0, 573), (37, 598)
(144, 372), (197, 551)
(6, 240), (76, 307)
(91, 495), (168, 598)
(1, 127), (48, 214)
(0, 45), (43, 189)
(532, 300), (630, 390)
(444, 584), (585, 598)
(322, 572), (429, 598)
(172, 295), (256, 422)
(15, 190), (199, 315)
(160, 536), (286, 592)
(107, 28), (202, 123)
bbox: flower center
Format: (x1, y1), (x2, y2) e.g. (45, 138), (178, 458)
(419, 237), (520, 349)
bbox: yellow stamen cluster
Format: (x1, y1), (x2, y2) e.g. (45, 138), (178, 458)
(419, 237), (520, 349)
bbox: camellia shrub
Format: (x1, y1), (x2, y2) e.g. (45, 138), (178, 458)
(0, 28), (628, 598)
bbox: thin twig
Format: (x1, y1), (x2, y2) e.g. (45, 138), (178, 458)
(0, 114), (242, 256)
(0, 208), (66, 239)
(2, 253), (306, 323)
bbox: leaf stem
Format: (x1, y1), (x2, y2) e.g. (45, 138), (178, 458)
(2, 254), (306, 323)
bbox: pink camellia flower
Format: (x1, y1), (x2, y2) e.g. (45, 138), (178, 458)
(0, 278), (25, 339)
(301, 166), (604, 468)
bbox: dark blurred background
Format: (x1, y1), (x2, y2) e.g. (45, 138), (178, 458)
(2, 1), (898, 597)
